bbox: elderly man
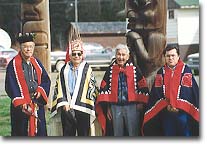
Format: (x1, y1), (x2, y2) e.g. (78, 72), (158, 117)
(5, 33), (51, 136)
(50, 39), (98, 136)
(143, 44), (199, 136)
(96, 44), (149, 136)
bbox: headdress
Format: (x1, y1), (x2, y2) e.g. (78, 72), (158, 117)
(65, 39), (85, 63)
(17, 33), (36, 44)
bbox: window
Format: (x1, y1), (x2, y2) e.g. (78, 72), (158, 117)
(169, 10), (174, 19)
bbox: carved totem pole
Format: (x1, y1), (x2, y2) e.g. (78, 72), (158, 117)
(21, 0), (51, 73)
(126, 0), (167, 89)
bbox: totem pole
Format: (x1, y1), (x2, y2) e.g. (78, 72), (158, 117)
(126, 0), (167, 90)
(21, 0), (51, 73)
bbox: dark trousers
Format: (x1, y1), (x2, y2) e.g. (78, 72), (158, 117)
(11, 104), (47, 136)
(61, 108), (90, 136)
(11, 106), (29, 136)
(161, 110), (191, 136)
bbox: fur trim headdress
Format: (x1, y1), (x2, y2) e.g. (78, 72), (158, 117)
(17, 33), (36, 44)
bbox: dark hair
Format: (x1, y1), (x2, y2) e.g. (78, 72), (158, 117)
(163, 44), (179, 56)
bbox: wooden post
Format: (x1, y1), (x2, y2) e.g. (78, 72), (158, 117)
(126, 0), (167, 90)
(21, 0), (51, 73)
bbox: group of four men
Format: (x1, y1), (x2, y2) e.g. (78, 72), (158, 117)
(5, 32), (199, 136)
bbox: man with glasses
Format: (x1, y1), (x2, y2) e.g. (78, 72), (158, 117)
(51, 39), (98, 136)
(5, 33), (51, 136)
(142, 44), (199, 136)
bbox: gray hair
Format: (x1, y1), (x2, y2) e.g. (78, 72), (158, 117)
(115, 44), (130, 54)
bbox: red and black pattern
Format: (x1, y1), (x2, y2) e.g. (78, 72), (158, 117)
(142, 60), (199, 136)
(5, 53), (51, 136)
(96, 60), (149, 135)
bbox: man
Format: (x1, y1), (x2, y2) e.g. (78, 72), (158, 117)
(142, 44), (199, 136)
(96, 44), (149, 136)
(5, 33), (51, 136)
(50, 39), (98, 136)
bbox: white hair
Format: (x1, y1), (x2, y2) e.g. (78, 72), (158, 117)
(115, 44), (130, 54)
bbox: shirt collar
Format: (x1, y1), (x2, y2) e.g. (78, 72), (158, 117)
(69, 61), (79, 71)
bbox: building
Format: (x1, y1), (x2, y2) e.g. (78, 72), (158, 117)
(167, 0), (199, 60)
(76, 0), (199, 61)
(75, 21), (127, 49)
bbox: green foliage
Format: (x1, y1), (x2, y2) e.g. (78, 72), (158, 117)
(0, 98), (11, 136)
(0, 97), (50, 136)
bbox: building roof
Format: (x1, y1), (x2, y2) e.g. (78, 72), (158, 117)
(168, 0), (199, 9)
(72, 22), (127, 34)
(168, 0), (180, 9)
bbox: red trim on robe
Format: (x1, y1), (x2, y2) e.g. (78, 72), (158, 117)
(176, 99), (199, 121)
(29, 103), (35, 136)
(12, 53), (45, 136)
(155, 74), (163, 87)
(100, 80), (107, 89)
(96, 64), (149, 135)
(95, 103), (106, 135)
(143, 60), (199, 128)
(143, 99), (168, 124)
(164, 61), (184, 108)
(138, 77), (147, 89)
(110, 65), (120, 102)
(13, 54), (31, 106)
(36, 86), (48, 103)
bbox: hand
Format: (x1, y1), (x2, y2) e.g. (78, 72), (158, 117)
(107, 107), (112, 121)
(167, 105), (179, 113)
(63, 105), (70, 111)
(22, 103), (27, 110)
(34, 92), (41, 99)
(21, 104), (32, 115)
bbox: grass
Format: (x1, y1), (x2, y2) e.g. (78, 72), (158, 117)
(0, 97), (11, 136)
(0, 97), (50, 136)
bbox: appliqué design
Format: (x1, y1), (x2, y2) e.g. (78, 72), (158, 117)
(181, 73), (192, 87)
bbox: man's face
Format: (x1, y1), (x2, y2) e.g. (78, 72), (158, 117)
(70, 50), (83, 66)
(116, 48), (129, 67)
(164, 48), (180, 68)
(20, 41), (35, 60)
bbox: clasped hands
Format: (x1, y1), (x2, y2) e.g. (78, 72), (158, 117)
(167, 104), (179, 113)
(21, 92), (41, 115)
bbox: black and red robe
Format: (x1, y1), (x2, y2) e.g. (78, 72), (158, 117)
(96, 60), (149, 136)
(5, 53), (51, 136)
(142, 60), (199, 136)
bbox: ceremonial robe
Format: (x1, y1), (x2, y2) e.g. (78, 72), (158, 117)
(143, 60), (199, 136)
(96, 60), (149, 135)
(5, 53), (51, 136)
(51, 61), (98, 135)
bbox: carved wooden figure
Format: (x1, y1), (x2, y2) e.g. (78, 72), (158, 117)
(126, 0), (167, 89)
(21, 0), (51, 72)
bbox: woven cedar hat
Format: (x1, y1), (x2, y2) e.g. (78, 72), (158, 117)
(17, 33), (36, 44)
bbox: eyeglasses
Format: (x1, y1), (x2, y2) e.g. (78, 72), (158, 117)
(72, 52), (82, 56)
(21, 45), (35, 49)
